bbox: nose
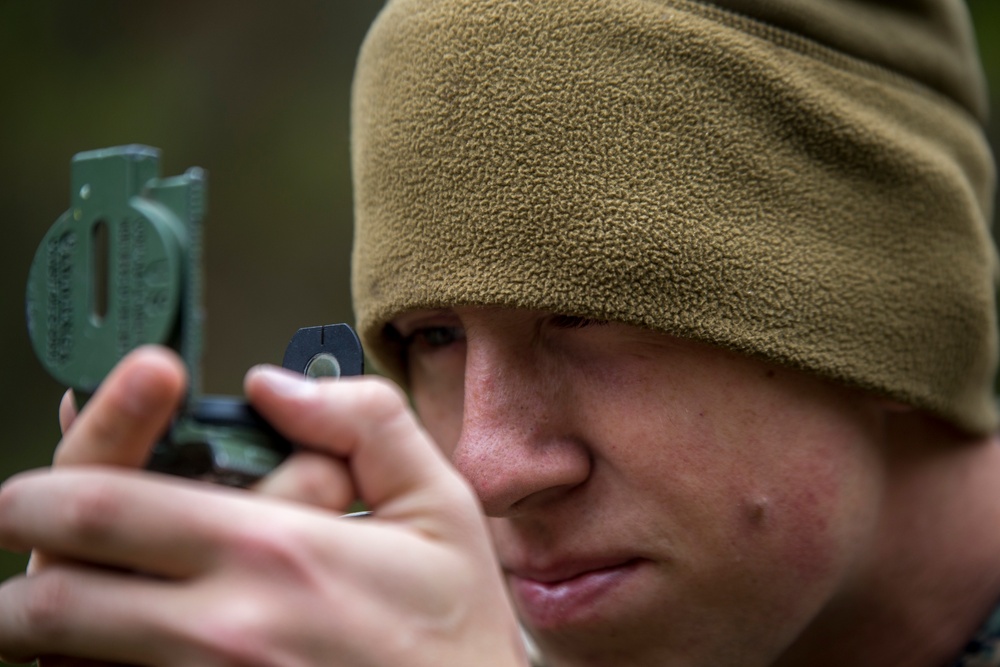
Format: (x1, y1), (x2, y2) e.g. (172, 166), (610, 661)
(451, 328), (592, 517)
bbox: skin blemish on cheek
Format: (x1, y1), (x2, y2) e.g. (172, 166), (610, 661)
(744, 497), (771, 529)
(750, 498), (769, 525)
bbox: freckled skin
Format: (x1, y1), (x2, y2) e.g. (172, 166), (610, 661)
(395, 307), (889, 667)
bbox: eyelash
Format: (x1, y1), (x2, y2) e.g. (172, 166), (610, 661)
(403, 325), (466, 350)
(398, 315), (606, 352)
(549, 315), (608, 329)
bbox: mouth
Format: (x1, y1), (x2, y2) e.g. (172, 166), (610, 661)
(505, 558), (647, 630)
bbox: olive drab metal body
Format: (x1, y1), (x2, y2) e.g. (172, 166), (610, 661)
(27, 145), (200, 392)
(27, 145), (363, 486)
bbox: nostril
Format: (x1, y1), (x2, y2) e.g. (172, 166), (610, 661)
(452, 427), (592, 518)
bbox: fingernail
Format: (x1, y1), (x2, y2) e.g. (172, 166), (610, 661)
(249, 365), (317, 399)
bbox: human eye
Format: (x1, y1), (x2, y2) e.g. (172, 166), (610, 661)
(390, 310), (467, 362)
(405, 324), (466, 352)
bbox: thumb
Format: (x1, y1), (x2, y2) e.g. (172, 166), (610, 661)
(244, 366), (478, 538)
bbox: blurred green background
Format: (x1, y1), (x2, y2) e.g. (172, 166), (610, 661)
(0, 0), (999, 639)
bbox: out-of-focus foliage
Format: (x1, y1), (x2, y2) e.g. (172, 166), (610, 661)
(0, 0), (998, 640)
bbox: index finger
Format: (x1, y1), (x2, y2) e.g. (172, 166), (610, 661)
(53, 346), (187, 469)
(244, 367), (478, 536)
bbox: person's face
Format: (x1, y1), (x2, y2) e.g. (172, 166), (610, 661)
(391, 307), (889, 667)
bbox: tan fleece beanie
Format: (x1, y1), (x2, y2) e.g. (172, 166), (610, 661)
(351, 0), (999, 434)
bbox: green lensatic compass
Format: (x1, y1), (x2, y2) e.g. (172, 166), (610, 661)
(26, 145), (363, 487)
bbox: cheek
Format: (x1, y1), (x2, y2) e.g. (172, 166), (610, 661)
(728, 448), (871, 582)
(700, 448), (882, 646)
(700, 418), (885, 625)
(600, 368), (883, 597)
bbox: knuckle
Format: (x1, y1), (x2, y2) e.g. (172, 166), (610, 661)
(359, 380), (422, 440)
(227, 523), (315, 583)
(186, 596), (284, 667)
(62, 480), (122, 542)
(356, 377), (410, 416)
(21, 570), (74, 636)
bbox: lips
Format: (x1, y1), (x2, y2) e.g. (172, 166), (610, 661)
(505, 557), (646, 630)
